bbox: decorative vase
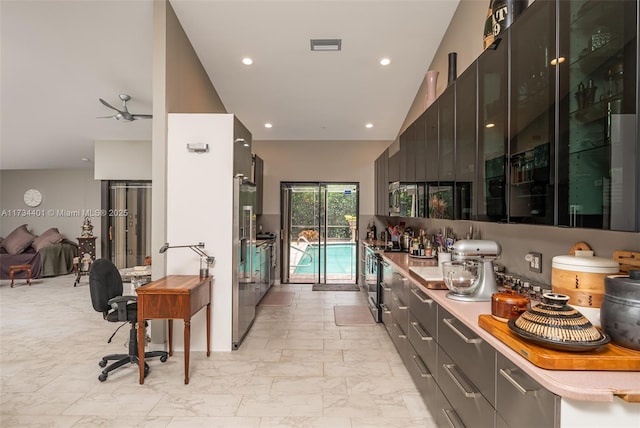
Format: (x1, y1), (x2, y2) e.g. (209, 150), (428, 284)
(447, 52), (457, 86)
(424, 70), (439, 109)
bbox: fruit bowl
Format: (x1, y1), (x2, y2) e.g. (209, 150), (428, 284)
(441, 260), (480, 295)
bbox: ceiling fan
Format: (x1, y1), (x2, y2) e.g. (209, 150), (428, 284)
(98, 94), (152, 121)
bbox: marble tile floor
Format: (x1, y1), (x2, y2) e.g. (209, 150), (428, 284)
(0, 274), (436, 427)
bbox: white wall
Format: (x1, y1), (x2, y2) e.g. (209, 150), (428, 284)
(166, 114), (235, 352)
(0, 169), (101, 255)
(253, 139), (390, 216)
(94, 140), (152, 180)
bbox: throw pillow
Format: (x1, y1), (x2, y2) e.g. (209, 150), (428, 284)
(32, 227), (64, 251)
(1, 224), (35, 254)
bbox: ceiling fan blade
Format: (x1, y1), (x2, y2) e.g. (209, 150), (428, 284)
(96, 115), (118, 119)
(99, 98), (123, 113)
(131, 114), (153, 120)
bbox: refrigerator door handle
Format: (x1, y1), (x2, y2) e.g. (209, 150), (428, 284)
(240, 238), (247, 265)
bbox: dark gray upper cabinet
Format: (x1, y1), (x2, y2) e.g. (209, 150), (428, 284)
(415, 113), (427, 182)
(252, 154), (264, 215)
(376, 0), (638, 230)
(431, 85), (455, 220)
(425, 104), (439, 183)
(508, 0), (555, 225)
(388, 151), (400, 183)
(375, 149), (390, 216)
(455, 62), (477, 220)
(557, 0), (637, 231)
(477, 26), (509, 223)
(404, 124), (416, 182)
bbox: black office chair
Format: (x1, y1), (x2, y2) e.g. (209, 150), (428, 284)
(89, 258), (168, 382)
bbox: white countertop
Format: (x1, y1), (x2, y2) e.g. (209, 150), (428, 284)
(379, 251), (640, 403)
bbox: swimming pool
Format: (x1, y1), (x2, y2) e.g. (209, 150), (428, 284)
(293, 243), (356, 274)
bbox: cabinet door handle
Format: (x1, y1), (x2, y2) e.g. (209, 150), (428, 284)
(380, 304), (391, 314)
(410, 287), (433, 303)
(443, 318), (482, 344)
(381, 281), (391, 291)
(412, 354), (433, 378)
(499, 368), (537, 396)
(390, 323), (407, 339)
(443, 363), (480, 398)
(441, 408), (466, 428)
(411, 321), (433, 341)
(393, 296), (408, 310)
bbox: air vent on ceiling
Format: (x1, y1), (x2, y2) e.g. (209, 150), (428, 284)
(310, 39), (342, 51)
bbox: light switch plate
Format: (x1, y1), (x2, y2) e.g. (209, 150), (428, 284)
(529, 252), (542, 273)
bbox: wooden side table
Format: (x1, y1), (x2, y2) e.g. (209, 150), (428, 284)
(9, 264), (32, 287)
(74, 236), (97, 286)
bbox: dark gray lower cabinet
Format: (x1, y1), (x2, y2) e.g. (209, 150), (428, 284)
(496, 353), (559, 428)
(438, 307), (496, 407)
(438, 346), (496, 428)
(381, 276), (560, 427)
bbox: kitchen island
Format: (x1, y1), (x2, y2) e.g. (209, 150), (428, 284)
(370, 244), (640, 427)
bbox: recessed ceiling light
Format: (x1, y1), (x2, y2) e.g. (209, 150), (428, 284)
(81, 157), (91, 162)
(380, 58), (391, 66)
(550, 56), (565, 66)
(365, 123), (374, 129)
(264, 123), (273, 128)
(242, 57), (253, 65)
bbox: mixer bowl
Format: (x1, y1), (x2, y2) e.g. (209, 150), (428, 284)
(442, 260), (480, 295)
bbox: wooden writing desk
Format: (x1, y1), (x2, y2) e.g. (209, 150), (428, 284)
(136, 275), (211, 384)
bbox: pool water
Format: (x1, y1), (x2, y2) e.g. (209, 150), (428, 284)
(293, 243), (356, 274)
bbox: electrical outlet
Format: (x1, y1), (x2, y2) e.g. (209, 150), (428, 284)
(529, 252), (542, 273)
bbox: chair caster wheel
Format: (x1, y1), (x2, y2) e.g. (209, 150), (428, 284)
(144, 367), (150, 378)
(98, 373), (107, 382)
(99, 360), (107, 368)
(160, 355), (168, 363)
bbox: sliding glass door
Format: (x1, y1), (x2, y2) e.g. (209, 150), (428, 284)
(281, 182), (359, 284)
(102, 181), (151, 269)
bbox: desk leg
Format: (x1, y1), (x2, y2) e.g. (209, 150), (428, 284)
(206, 303), (211, 357)
(168, 319), (174, 356)
(184, 318), (191, 384)
(138, 317), (146, 384)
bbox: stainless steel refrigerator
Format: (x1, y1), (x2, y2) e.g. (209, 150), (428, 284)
(232, 175), (257, 349)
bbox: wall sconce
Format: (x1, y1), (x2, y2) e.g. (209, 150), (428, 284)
(187, 143), (209, 153)
(159, 242), (215, 278)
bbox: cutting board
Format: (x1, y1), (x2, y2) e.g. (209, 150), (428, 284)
(409, 266), (447, 289)
(478, 314), (640, 371)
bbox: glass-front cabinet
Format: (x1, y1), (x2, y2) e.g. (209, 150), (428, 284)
(557, 0), (637, 231)
(478, 27), (509, 222)
(430, 85), (455, 220)
(455, 63), (477, 220)
(509, 0), (556, 225)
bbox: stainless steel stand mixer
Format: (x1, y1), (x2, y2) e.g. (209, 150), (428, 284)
(446, 240), (502, 302)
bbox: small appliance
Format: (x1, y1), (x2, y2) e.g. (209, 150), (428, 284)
(446, 239), (502, 302)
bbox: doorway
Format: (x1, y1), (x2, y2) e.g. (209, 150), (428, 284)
(102, 181), (152, 269)
(281, 182), (359, 284)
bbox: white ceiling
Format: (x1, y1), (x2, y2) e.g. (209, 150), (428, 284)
(0, 0), (459, 170)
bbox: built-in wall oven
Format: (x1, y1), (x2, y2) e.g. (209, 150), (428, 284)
(362, 244), (382, 322)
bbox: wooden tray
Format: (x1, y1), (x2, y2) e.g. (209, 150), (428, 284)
(478, 314), (640, 371)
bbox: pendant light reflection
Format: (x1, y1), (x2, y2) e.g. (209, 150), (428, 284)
(550, 56), (566, 66)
